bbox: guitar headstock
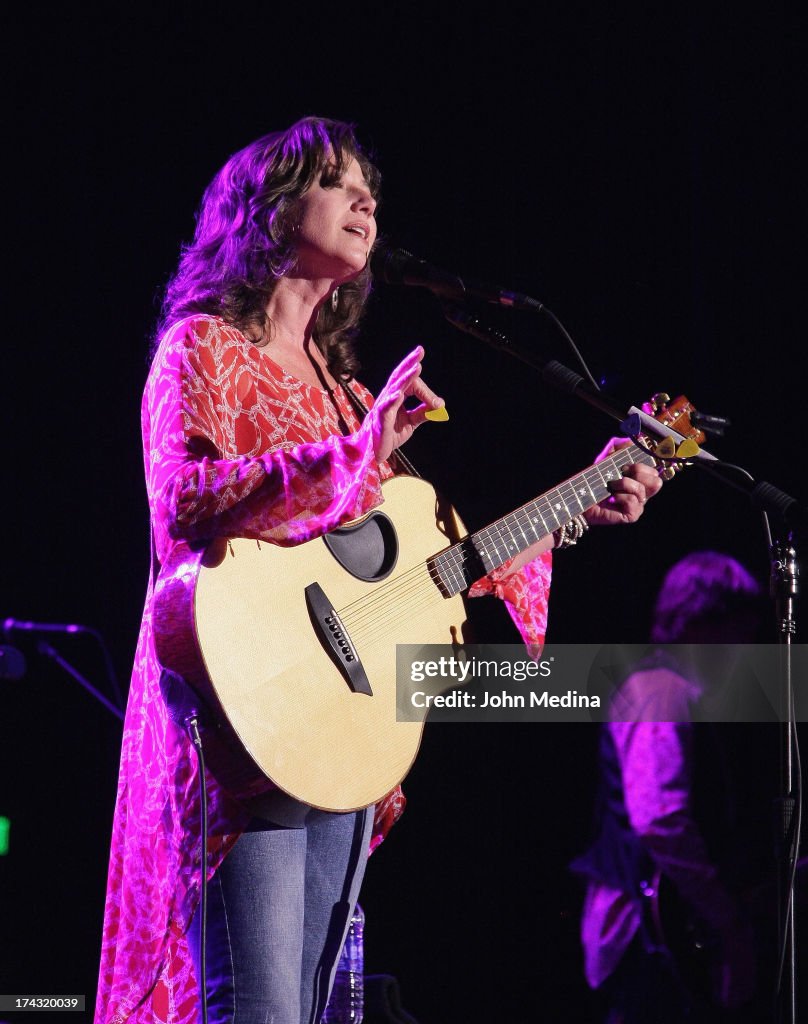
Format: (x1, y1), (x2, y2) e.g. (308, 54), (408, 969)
(641, 393), (707, 481)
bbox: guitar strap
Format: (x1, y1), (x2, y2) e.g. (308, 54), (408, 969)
(341, 380), (421, 479)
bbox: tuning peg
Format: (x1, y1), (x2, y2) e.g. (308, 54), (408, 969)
(650, 392), (671, 415)
(650, 434), (700, 480)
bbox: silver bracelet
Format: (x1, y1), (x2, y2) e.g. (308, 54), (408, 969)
(553, 514), (589, 549)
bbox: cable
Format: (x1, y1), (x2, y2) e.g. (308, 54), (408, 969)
(85, 626), (126, 712)
(538, 304), (603, 394)
(186, 715), (209, 1024)
(774, 698), (803, 1001)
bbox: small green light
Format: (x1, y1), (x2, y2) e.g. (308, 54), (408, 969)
(0, 816), (9, 856)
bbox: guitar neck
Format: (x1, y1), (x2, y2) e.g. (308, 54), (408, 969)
(430, 445), (657, 597)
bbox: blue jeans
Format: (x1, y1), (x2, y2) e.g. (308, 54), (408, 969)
(188, 807), (372, 1024)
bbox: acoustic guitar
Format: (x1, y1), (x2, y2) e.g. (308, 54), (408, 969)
(154, 395), (702, 811)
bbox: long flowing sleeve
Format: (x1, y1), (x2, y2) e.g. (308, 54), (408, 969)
(147, 316), (385, 559)
(467, 552), (553, 653)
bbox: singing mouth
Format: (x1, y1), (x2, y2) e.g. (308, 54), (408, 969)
(344, 222), (370, 240)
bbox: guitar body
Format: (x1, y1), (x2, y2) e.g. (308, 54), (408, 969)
(154, 476), (470, 811)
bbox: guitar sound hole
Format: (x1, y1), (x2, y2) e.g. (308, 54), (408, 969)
(323, 511), (398, 582)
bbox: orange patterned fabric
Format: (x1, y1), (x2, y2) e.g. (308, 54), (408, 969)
(95, 315), (550, 1024)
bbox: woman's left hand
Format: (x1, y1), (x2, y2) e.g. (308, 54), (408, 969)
(584, 437), (664, 527)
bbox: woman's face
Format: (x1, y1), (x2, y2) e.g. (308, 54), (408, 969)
(293, 155), (377, 283)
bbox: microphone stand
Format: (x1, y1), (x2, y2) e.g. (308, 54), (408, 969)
(37, 640), (124, 722)
(442, 301), (804, 1024)
(4, 618), (126, 719)
(771, 543), (801, 1024)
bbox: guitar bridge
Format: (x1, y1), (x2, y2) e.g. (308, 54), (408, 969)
(304, 583), (373, 696)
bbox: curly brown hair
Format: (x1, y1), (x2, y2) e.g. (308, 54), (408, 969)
(158, 116), (381, 380)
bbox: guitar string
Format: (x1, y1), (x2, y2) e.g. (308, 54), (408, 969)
(342, 582), (454, 649)
(323, 447), (667, 668)
(337, 530), (506, 631)
(344, 581), (446, 647)
(338, 449), (635, 626)
(339, 496), (586, 642)
(475, 447), (639, 562)
(343, 586), (448, 640)
(338, 472), (621, 645)
(342, 520), (539, 637)
(276, 448), (622, 655)
(333, 447), (653, 636)
(336, 561), (447, 622)
(468, 448), (653, 569)
(340, 566), (445, 638)
(346, 522), (556, 644)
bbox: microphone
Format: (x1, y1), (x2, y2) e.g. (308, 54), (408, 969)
(3, 617), (90, 636)
(370, 242), (544, 312)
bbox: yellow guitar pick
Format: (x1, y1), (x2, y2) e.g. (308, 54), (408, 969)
(675, 439), (700, 459)
(654, 437), (676, 459)
(425, 406), (449, 422)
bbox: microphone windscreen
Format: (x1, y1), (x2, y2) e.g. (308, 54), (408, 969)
(369, 243), (411, 284)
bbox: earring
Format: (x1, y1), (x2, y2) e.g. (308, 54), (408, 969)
(331, 288), (339, 312)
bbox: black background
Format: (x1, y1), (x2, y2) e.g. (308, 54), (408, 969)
(2, 4), (805, 1021)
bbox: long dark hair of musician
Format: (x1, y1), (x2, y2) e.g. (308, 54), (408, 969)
(158, 115), (381, 381)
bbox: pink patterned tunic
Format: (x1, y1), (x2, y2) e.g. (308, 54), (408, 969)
(95, 315), (552, 1024)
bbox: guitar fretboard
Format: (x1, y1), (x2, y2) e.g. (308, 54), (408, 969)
(428, 446), (656, 597)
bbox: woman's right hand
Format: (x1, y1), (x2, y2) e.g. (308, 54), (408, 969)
(363, 346), (445, 463)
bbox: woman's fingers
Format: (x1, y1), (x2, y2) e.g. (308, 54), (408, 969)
(369, 347), (446, 461)
(384, 346), (424, 395)
(603, 464), (663, 521)
(400, 375), (445, 426)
